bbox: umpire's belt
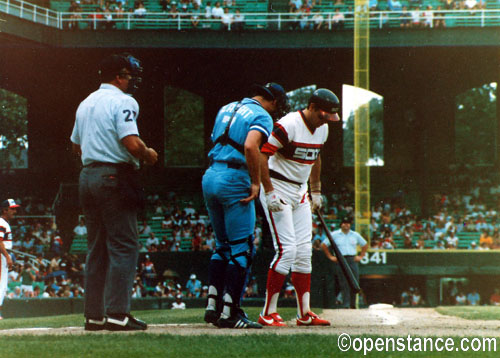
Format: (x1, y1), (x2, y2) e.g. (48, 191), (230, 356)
(211, 161), (247, 170)
(84, 161), (135, 171)
(269, 169), (303, 186)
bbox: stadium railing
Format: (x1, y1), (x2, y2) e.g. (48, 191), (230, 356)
(1, 0), (500, 31)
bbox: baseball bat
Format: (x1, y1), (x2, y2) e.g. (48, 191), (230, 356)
(315, 209), (361, 293)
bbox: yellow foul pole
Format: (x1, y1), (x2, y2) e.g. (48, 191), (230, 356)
(353, 0), (370, 240)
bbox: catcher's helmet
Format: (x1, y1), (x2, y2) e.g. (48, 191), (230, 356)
(308, 88), (340, 114)
(253, 82), (290, 120)
(98, 53), (143, 94)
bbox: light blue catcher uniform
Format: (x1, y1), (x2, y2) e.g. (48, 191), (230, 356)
(203, 98), (272, 266)
(202, 97), (273, 323)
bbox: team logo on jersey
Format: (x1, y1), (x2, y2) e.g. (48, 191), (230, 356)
(293, 147), (321, 161)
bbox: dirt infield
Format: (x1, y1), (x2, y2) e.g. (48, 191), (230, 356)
(1, 306), (499, 336)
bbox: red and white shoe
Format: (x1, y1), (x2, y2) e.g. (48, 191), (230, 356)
(296, 311), (330, 326)
(258, 312), (287, 327)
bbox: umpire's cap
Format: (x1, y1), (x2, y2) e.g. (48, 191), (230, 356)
(309, 88), (340, 114)
(340, 216), (352, 225)
(252, 82), (290, 120)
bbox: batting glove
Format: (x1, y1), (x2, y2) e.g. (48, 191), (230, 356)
(311, 192), (323, 212)
(265, 190), (285, 212)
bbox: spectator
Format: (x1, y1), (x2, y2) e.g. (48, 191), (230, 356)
(289, 0), (302, 11)
(74, 218), (87, 237)
(146, 232), (160, 250)
(204, 1), (213, 19)
(489, 288), (500, 306)
(160, 0), (171, 12)
(479, 241), (491, 250)
(138, 220), (152, 236)
(114, 2), (125, 18)
(190, 2), (203, 28)
(415, 237), (425, 249)
(68, 2), (83, 30)
(467, 289), (480, 305)
(433, 5), (445, 27)
(455, 291), (467, 305)
(172, 294), (186, 309)
(400, 288), (411, 307)
(134, 2), (147, 18)
(421, 5), (433, 28)
(192, 232), (202, 251)
(220, 7), (233, 30)
(468, 241), (479, 250)
(388, 0), (402, 10)
(103, 5), (115, 29)
(50, 232), (63, 255)
(169, 3), (179, 19)
(42, 286), (56, 298)
(140, 255), (157, 287)
(479, 230), (493, 249)
(312, 12), (324, 30)
(298, 4), (311, 30)
(211, 2), (224, 18)
(185, 273), (202, 297)
(411, 288), (423, 306)
(8, 286), (22, 299)
(20, 263), (36, 298)
(434, 240), (446, 250)
(403, 235), (413, 249)
(410, 6), (421, 28)
(445, 231), (458, 249)
(232, 9), (245, 31)
(288, 4), (300, 30)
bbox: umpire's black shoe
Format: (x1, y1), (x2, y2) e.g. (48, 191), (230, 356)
(217, 312), (262, 329)
(204, 309), (220, 326)
(105, 314), (148, 331)
(84, 317), (107, 331)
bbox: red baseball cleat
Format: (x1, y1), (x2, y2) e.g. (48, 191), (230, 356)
(296, 311), (330, 326)
(258, 312), (287, 327)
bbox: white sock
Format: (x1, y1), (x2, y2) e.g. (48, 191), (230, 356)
(206, 286), (217, 311)
(221, 293), (232, 319)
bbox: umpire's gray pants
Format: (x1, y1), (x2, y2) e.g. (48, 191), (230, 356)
(337, 256), (359, 309)
(79, 165), (139, 318)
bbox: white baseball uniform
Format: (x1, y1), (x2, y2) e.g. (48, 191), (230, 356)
(0, 217), (13, 306)
(260, 110), (329, 275)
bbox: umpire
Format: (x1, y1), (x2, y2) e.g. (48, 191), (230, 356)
(321, 217), (368, 308)
(202, 83), (289, 329)
(70, 53), (158, 331)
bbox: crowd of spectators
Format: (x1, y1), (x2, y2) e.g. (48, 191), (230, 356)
(441, 280), (500, 306)
(399, 287), (425, 306)
(7, 253), (84, 299)
(310, 172), (500, 250)
(135, 192), (263, 253)
(62, 0), (493, 31)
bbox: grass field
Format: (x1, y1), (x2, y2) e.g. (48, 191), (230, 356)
(436, 306), (500, 321)
(0, 307), (499, 358)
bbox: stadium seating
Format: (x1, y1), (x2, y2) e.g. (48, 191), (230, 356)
(40, 0), (500, 30)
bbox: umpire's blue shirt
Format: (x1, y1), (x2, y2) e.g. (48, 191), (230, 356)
(323, 230), (368, 256)
(208, 98), (273, 166)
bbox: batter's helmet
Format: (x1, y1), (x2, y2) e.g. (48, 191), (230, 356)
(308, 88), (340, 114)
(98, 53), (143, 94)
(252, 82), (290, 120)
